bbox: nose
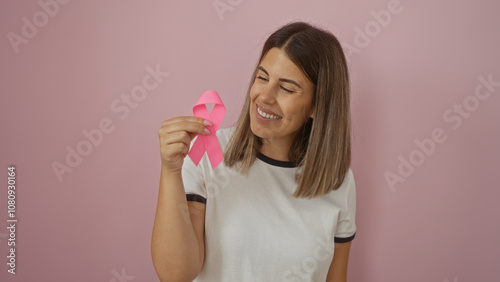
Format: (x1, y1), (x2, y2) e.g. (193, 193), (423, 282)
(259, 82), (277, 105)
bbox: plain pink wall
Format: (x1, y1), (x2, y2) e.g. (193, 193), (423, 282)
(1, 0), (499, 281)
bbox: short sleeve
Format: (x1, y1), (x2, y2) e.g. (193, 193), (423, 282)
(334, 169), (357, 243)
(181, 137), (207, 204)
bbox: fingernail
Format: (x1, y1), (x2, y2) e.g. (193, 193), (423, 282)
(203, 120), (213, 126)
(204, 128), (211, 135)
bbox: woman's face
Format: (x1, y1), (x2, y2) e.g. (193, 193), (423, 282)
(249, 47), (315, 146)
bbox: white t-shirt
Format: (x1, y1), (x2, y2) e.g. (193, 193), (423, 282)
(182, 127), (356, 282)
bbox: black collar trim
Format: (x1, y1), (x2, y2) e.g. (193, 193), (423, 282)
(257, 153), (296, 168)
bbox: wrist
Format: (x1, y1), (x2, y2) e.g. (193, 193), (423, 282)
(161, 164), (182, 176)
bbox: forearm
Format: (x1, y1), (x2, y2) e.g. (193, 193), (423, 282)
(151, 166), (201, 281)
(326, 242), (351, 282)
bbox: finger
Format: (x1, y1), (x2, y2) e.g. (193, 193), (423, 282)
(161, 116), (211, 128)
(160, 130), (192, 148)
(158, 124), (207, 144)
(161, 120), (211, 137)
(162, 143), (190, 160)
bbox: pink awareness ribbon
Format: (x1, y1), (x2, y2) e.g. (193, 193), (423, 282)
(188, 90), (226, 169)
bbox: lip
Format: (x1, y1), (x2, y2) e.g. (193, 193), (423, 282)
(255, 105), (282, 121)
(256, 104), (281, 117)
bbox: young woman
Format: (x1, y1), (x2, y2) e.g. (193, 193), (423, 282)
(152, 21), (356, 282)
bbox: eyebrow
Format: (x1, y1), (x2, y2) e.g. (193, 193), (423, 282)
(257, 66), (302, 89)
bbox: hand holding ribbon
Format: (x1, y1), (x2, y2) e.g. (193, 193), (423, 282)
(188, 90), (226, 169)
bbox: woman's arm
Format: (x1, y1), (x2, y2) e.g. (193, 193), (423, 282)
(151, 168), (206, 282)
(325, 241), (352, 282)
(151, 117), (209, 281)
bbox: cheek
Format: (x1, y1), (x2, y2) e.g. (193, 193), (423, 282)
(280, 100), (303, 116)
(280, 100), (312, 122)
(249, 84), (259, 100)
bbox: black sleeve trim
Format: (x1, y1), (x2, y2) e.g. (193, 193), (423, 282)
(334, 232), (356, 243)
(186, 194), (207, 204)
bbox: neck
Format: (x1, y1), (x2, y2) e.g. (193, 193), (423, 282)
(259, 138), (293, 162)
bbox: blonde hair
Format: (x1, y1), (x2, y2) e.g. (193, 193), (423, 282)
(224, 22), (351, 199)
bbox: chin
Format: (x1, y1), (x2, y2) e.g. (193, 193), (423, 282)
(250, 123), (277, 140)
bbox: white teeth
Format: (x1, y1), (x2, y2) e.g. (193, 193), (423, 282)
(257, 106), (281, 119)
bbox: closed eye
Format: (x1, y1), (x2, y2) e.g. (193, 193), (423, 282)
(257, 76), (268, 82)
(280, 86), (294, 93)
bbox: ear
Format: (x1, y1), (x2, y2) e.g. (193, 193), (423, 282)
(309, 107), (315, 119)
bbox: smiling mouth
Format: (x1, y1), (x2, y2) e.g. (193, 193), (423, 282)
(256, 104), (282, 119)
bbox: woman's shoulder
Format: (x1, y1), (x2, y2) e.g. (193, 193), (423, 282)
(322, 168), (355, 198)
(341, 168), (355, 192)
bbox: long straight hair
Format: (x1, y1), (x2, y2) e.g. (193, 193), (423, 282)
(224, 22), (351, 199)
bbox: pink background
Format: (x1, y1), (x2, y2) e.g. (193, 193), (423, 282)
(1, 0), (499, 281)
